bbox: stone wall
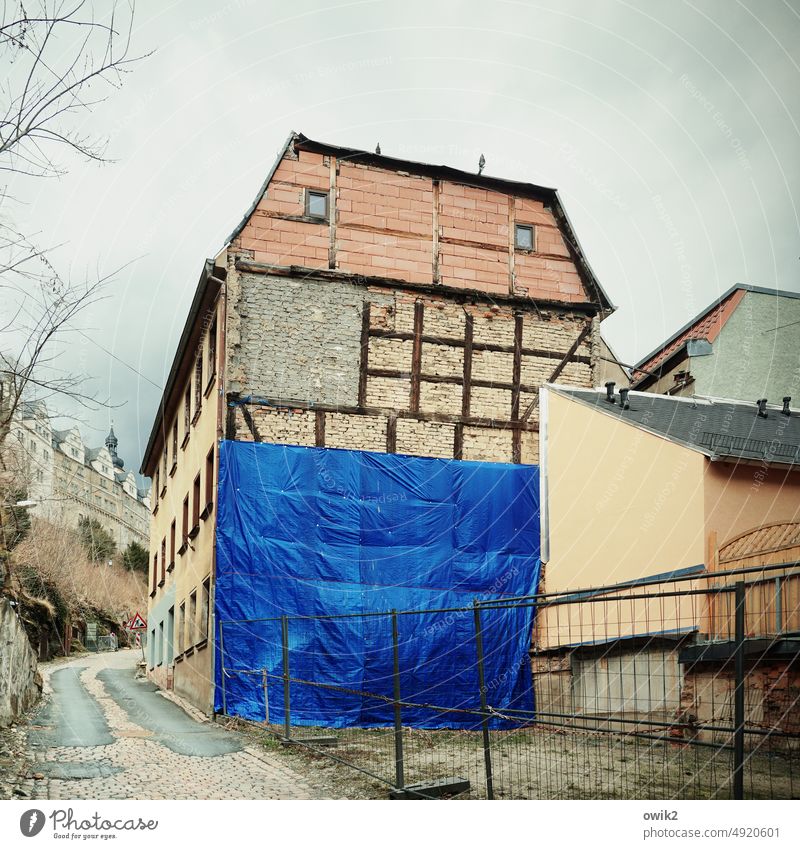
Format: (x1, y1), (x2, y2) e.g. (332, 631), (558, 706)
(0, 598), (41, 726)
(227, 268), (594, 464)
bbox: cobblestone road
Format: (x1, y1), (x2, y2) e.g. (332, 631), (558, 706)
(18, 650), (326, 800)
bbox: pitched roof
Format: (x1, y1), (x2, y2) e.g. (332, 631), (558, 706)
(551, 385), (800, 466)
(225, 131), (614, 312)
(632, 284), (800, 382)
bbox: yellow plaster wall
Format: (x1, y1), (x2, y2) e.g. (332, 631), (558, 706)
(544, 390), (707, 594)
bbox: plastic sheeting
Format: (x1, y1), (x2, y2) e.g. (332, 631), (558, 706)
(214, 440), (540, 729)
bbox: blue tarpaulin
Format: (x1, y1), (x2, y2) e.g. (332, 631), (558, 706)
(214, 439), (540, 729)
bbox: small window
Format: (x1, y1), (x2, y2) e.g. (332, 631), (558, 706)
(207, 317), (217, 381)
(160, 537), (166, 584)
(305, 190), (328, 220)
(178, 602), (185, 654)
(204, 446), (214, 515)
(193, 349), (203, 420)
(189, 591), (197, 646)
(169, 520), (176, 569)
(171, 421), (178, 466)
(181, 494), (189, 550)
(514, 224), (534, 251)
(183, 384), (191, 440)
(200, 578), (210, 643)
(190, 473), (200, 536)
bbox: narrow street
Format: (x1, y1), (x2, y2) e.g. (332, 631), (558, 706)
(16, 650), (324, 800)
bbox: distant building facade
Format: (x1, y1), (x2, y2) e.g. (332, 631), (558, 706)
(4, 399), (150, 550)
(631, 285), (800, 401)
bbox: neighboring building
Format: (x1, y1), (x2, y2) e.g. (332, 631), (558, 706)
(140, 131), (616, 711)
(630, 284), (800, 400)
(3, 400), (150, 549)
(534, 383), (800, 730)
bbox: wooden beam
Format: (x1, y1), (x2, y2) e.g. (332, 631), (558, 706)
(432, 179), (440, 283)
(453, 422), (464, 460)
(409, 300), (424, 412)
(386, 415), (397, 453)
(328, 158), (337, 269)
(232, 395), (540, 432)
(508, 196), (516, 293)
(511, 313), (523, 463)
(234, 259), (601, 315)
(520, 320), (592, 422)
(462, 312), (473, 419)
(315, 410), (326, 447)
(367, 327), (591, 364)
(511, 313), (523, 420)
(367, 367), (546, 395)
(358, 302), (371, 408)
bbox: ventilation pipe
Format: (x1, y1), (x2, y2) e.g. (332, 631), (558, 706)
(605, 382), (616, 404)
(756, 398), (768, 418)
(619, 388), (630, 410)
(782, 397), (791, 416)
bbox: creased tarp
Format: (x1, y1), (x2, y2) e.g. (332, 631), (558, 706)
(214, 440), (540, 729)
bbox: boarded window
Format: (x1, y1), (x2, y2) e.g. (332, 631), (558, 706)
(192, 474), (200, 532)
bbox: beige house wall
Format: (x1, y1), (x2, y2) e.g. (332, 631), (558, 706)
(146, 297), (221, 712)
(543, 389), (707, 595)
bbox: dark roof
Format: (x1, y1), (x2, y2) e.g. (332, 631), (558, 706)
(140, 260), (225, 476)
(225, 131), (614, 312)
(633, 284), (800, 372)
(552, 386), (800, 466)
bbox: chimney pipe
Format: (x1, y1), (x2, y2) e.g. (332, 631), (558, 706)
(605, 382), (616, 404)
(619, 388), (630, 410)
(756, 398), (768, 418)
(782, 396), (791, 416)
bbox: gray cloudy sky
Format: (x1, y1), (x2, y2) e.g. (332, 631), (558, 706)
(6, 0), (800, 480)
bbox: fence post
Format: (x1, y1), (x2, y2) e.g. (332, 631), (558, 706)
(733, 581), (745, 800)
(774, 577), (783, 634)
(262, 668), (269, 723)
(219, 620), (228, 716)
(281, 615), (291, 740)
(473, 600), (494, 800)
(391, 610), (405, 790)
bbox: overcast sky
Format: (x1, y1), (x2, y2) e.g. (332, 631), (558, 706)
(5, 0), (799, 480)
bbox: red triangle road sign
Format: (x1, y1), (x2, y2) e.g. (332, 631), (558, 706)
(128, 612), (147, 630)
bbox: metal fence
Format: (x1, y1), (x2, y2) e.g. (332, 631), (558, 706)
(218, 562), (800, 799)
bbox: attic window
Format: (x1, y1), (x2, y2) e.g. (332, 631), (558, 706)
(515, 224), (534, 251)
(305, 190), (328, 220)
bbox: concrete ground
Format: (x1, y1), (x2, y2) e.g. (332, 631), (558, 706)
(16, 649), (327, 800)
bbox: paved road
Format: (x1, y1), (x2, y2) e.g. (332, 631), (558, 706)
(20, 650), (322, 799)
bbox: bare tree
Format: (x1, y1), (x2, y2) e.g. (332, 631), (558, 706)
(0, 0), (146, 436)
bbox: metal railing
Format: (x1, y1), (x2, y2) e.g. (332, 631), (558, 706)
(218, 562), (800, 799)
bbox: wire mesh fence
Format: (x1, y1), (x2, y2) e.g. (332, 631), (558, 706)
(218, 562), (800, 799)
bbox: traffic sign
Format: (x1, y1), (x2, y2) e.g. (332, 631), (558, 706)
(127, 611), (147, 630)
